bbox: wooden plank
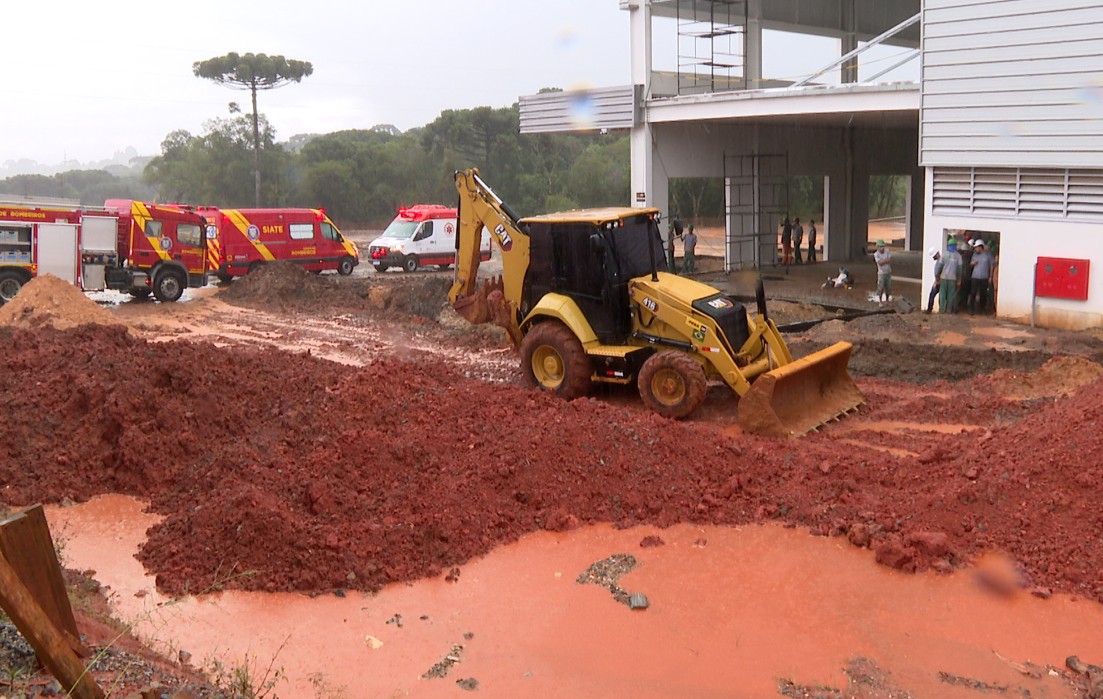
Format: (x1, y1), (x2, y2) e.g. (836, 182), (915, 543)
(0, 504), (88, 656)
(0, 545), (105, 699)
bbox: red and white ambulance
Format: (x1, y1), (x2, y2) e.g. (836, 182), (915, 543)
(368, 205), (490, 273)
(200, 207), (360, 282)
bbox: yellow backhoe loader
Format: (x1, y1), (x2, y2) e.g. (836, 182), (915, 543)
(447, 168), (863, 438)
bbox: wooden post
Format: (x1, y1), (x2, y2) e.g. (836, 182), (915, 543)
(0, 504), (88, 656)
(0, 546), (105, 699)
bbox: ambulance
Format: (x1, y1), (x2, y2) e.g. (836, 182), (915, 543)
(368, 205), (490, 273)
(202, 207), (360, 282)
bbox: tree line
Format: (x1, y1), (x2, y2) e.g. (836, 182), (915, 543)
(0, 109), (903, 228)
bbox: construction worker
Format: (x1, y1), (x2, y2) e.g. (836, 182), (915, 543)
(666, 217), (683, 271)
(682, 224), (698, 274)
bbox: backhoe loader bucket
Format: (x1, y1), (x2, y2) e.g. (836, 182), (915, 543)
(452, 275), (523, 346)
(737, 341), (863, 439)
(452, 276), (504, 325)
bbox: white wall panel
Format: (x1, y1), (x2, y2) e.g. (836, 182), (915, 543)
(920, 1), (1103, 168)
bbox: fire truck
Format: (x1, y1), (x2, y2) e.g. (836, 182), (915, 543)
(197, 207), (360, 282)
(0, 200), (208, 304)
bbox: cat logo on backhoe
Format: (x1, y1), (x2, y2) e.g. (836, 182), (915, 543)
(494, 223), (513, 251)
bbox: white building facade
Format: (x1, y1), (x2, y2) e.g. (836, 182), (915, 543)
(921, 0), (1103, 328)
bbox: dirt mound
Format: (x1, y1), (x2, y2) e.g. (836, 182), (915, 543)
(218, 261), (358, 310)
(219, 261), (449, 319)
(1, 325), (1101, 603)
(983, 355), (1103, 400)
(0, 275), (119, 330)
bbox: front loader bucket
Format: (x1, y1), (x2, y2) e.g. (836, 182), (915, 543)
(737, 341), (863, 439)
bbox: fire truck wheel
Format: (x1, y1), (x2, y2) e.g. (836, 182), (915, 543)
(152, 269), (185, 303)
(338, 257), (356, 276)
(0, 271), (24, 304)
(403, 255), (419, 273)
(216, 272), (233, 284)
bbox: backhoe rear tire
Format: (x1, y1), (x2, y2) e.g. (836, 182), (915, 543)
(638, 350), (707, 419)
(519, 322), (592, 400)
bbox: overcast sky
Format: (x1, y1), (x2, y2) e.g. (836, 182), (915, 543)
(3, 2), (917, 168)
(3, 0), (631, 165)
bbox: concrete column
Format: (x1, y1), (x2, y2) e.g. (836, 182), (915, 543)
(906, 165), (925, 252)
(745, 0), (763, 88)
(627, 0), (660, 213)
(841, 0), (858, 84)
(627, 0), (652, 91)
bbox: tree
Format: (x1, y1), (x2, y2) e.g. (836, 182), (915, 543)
(144, 115), (290, 206)
(193, 52), (313, 206)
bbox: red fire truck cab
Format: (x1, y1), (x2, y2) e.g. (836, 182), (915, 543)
(0, 200), (208, 304)
(201, 207), (360, 282)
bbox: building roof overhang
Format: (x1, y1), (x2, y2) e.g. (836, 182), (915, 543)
(646, 82), (919, 129)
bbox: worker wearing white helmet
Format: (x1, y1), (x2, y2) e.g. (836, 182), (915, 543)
(924, 247), (943, 313)
(969, 239), (994, 314)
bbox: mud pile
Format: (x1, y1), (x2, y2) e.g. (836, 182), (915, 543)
(0, 275), (119, 329)
(219, 261), (450, 319)
(0, 325), (1101, 602)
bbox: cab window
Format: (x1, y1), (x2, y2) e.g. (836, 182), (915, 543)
(413, 221), (433, 241)
(290, 223), (314, 240)
(321, 222), (341, 242)
(177, 223), (203, 247)
(145, 220), (163, 237)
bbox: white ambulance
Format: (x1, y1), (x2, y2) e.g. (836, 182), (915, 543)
(368, 205), (490, 272)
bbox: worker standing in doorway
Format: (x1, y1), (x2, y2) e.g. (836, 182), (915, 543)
(807, 219), (818, 263)
(924, 247), (942, 313)
(682, 224), (698, 274)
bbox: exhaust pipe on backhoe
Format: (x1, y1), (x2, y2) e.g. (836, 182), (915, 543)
(736, 341), (863, 439)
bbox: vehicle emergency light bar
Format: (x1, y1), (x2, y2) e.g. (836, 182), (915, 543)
(397, 204), (457, 222)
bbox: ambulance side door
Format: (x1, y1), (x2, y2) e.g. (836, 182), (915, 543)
(411, 221), (434, 256)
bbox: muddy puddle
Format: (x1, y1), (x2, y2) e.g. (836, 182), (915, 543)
(46, 495), (1102, 698)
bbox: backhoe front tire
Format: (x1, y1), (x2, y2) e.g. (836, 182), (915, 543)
(638, 350), (707, 419)
(519, 322), (592, 400)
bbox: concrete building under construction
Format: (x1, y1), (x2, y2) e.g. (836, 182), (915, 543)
(519, 1), (1103, 329)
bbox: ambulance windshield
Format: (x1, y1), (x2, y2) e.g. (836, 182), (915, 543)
(381, 220), (417, 240)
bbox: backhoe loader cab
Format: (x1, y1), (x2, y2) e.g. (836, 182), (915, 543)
(448, 167), (863, 437)
(521, 209), (669, 345)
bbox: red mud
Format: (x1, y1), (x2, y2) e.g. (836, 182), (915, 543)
(2, 324), (1102, 603)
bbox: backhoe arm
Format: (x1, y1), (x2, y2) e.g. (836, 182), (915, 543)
(449, 168), (530, 346)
